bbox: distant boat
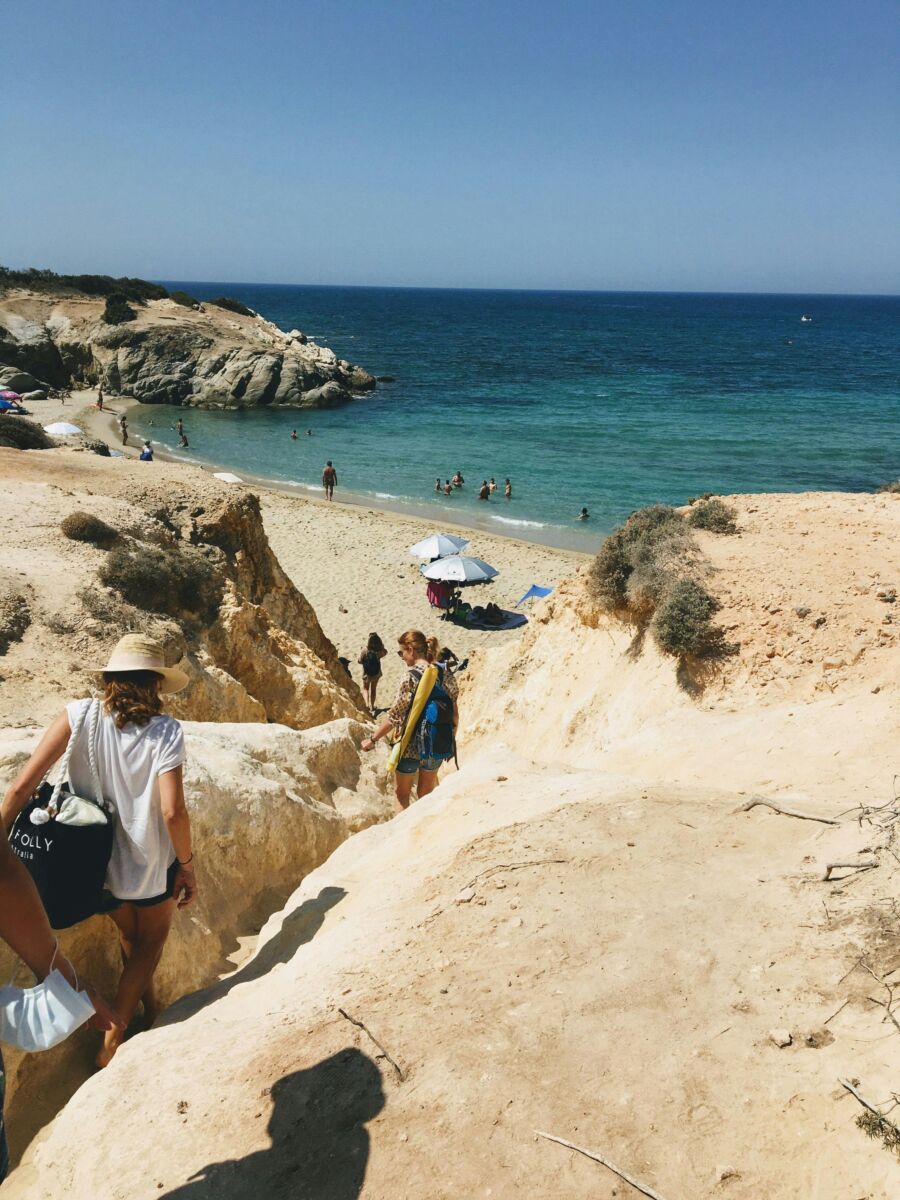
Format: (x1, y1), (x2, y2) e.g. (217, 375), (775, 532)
(800, 314), (813, 322)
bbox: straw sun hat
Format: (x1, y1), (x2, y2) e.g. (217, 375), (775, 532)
(97, 634), (188, 693)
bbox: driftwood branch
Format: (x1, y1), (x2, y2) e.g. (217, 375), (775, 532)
(861, 964), (900, 1036)
(737, 796), (840, 825)
(823, 860), (878, 882)
(464, 859), (568, 890)
(338, 1007), (405, 1082)
(535, 1131), (669, 1200)
(823, 999), (850, 1026)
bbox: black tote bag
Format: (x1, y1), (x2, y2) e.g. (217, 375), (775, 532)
(10, 701), (114, 929)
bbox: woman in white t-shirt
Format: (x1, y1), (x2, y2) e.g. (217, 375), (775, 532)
(1, 635), (196, 1067)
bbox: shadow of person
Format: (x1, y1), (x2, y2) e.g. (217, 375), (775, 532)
(159, 886), (347, 1026)
(163, 1047), (385, 1200)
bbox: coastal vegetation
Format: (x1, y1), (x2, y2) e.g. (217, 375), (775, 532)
(0, 265), (167, 302)
(101, 293), (136, 325)
(687, 496), (739, 534)
(589, 503), (736, 661)
(169, 289), (200, 308)
(208, 295), (255, 317)
(98, 540), (223, 626)
(0, 419), (54, 451)
(60, 511), (119, 548)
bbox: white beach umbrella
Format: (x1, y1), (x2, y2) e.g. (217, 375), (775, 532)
(43, 421), (82, 435)
(420, 555), (499, 585)
(408, 532), (470, 560)
(213, 472), (244, 484)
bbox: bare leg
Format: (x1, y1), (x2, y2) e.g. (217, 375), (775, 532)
(98, 899), (175, 1067)
(417, 769), (439, 799)
(394, 772), (414, 812)
(370, 678), (379, 712)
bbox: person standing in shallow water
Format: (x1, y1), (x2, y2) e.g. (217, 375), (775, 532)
(479, 480), (490, 501)
(323, 460), (338, 500)
(434, 478), (441, 493)
(504, 478), (512, 498)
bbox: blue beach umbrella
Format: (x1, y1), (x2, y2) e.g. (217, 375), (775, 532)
(515, 584), (553, 607)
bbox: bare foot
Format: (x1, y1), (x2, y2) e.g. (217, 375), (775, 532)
(95, 1032), (122, 1069)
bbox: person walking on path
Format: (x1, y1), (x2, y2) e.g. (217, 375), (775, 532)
(1, 635), (196, 1068)
(357, 633), (387, 715)
(361, 630), (458, 811)
(322, 461), (338, 500)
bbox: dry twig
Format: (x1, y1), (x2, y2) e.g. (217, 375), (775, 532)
(823, 860), (878, 882)
(823, 999), (850, 1025)
(535, 1131), (669, 1200)
(840, 1077), (888, 1120)
(737, 796), (840, 825)
(338, 1007), (405, 1082)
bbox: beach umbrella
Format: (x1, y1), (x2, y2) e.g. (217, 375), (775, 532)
(213, 471), (244, 484)
(43, 421), (82, 435)
(408, 532), (470, 561)
(420, 555), (499, 586)
(515, 584), (553, 607)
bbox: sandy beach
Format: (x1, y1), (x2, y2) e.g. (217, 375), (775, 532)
(31, 390), (586, 703)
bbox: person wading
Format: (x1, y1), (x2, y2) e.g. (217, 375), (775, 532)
(323, 460), (338, 500)
(2, 635), (196, 1067)
(361, 630), (458, 811)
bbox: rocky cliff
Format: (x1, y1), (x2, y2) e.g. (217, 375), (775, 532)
(0, 718), (392, 1160)
(0, 290), (376, 408)
(0, 446), (365, 728)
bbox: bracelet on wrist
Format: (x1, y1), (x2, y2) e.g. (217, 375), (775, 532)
(177, 853), (193, 866)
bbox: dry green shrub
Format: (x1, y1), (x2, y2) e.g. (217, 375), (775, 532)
(0, 419), (54, 451)
(98, 541), (223, 624)
(687, 497), (738, 534)
(856, 1109), (900, 1158)
(61, 512), (119, 547)
(589, 505), (693, 613)
(589, 503), (736, 664)
(0, 593), (30, 655)
(652, 579), (736, 659)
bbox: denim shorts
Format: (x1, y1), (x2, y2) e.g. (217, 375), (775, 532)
(396, 755), (443, 775)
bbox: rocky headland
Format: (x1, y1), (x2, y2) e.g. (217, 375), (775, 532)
(0, 286), (376, 409)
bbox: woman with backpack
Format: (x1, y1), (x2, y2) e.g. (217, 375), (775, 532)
(361, 630), (458, 811)
(1, 634), (196, 1068)
(357, 633), (387, 715)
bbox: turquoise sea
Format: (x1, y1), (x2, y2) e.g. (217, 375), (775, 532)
(138, 285), (899, 550)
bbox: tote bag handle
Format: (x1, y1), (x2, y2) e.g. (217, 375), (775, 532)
(47, 700), (102, 808)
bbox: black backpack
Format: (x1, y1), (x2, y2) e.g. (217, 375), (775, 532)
(361, 650), (381, 676)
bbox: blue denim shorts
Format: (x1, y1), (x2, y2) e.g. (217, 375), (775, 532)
(396, 755), (443, 775)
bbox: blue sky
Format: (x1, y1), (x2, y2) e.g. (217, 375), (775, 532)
(2, 0), (897, 292)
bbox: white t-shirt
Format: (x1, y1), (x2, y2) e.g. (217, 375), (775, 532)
(65, 699), (186, 901)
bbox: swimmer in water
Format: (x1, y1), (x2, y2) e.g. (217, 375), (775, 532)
(504, 478), (512, 499)
(443, 480), (453, 496)
(489, 478), (497, 493)
(452, 471), (464, 488)
(479, 480), (490, 501)
(435, 478), (442, 493)
(577, 507), (589, 521)
(291, 429), (298, 440)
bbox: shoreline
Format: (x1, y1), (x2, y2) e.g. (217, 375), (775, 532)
(83, 394), (596, 558)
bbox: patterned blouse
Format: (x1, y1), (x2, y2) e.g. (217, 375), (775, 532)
(387, 665), (459, 742)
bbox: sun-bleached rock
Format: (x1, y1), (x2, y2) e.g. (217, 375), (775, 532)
(0, 717), (392, 1160)
(0, 291), (376, 409)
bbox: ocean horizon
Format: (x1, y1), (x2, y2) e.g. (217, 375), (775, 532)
(128, 282), (900, 551)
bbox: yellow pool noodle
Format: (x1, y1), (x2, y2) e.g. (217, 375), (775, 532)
(386, 664), (438, 772)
